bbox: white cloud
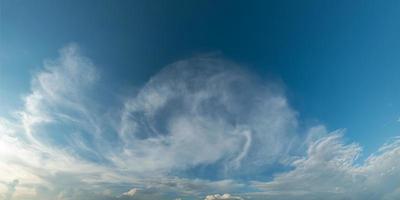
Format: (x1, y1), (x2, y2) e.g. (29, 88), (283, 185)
(20, 43), (101, 148)
(0, 44), (399, 200)
(204, 193), (243, 200)
(3, 45), (292, 199)
(251, 133), (400, 200)
(0, 44), (115, 199)
(121, 188), (138, 197)
(116, 57), (300, 175)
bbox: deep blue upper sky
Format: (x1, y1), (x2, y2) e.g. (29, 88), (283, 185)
(2, 0), (400, 155)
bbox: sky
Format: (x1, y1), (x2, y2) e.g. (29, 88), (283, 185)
(1, 0), (400, 199)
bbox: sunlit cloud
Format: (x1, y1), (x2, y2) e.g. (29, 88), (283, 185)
(204, 193), (243, 200)
(251, 133), (400, 200)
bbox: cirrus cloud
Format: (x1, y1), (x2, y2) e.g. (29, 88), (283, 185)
(0, 44), (399, 200)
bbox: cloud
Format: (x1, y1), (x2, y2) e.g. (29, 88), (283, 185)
(118, 187), (180, 200)
(116, 56), (300, 176)
(20, 43), (103, 155)
(251, 133), (400, 200)
(121, 188), (138, 197)
(0, 44), (115, 199)
(204, 194), (243, 200)
(117, 181), (247, 200)
(3, 44), (291, 199)
(0, 44), (399, 200)
(2, 179), (19, 200)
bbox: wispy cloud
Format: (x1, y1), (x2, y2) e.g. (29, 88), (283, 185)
(251, 133), (400, 200)
(0, 44), (399, 199)
(116, 56), (301, 176)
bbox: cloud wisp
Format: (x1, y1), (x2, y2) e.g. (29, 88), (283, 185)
(0, 44), (399, 200)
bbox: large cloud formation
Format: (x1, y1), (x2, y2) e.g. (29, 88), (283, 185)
(117, 55), (300, 177)
(0, 45), (399, 200)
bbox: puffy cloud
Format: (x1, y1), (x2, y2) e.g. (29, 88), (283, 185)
(204, 193), (243, 200)
(121, 188), (138, 197)
(117, 187), (180, 200)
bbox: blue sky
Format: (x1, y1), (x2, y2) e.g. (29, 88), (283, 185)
(1, 1), (400, 199)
